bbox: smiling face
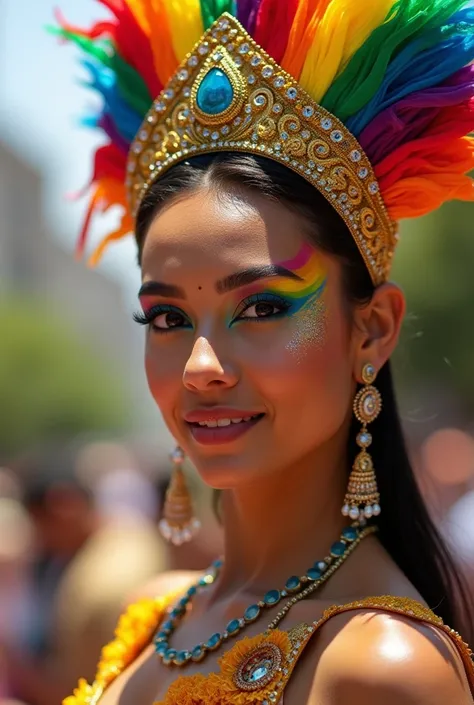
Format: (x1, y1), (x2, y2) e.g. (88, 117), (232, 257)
(138, 187), (357, 489)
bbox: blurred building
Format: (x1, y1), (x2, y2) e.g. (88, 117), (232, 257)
(0, 140), (158, 430)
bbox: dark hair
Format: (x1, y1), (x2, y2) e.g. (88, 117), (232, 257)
(136, 153), (471, 634)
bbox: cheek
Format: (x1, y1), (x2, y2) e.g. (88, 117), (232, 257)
(144, 342), (183, 417)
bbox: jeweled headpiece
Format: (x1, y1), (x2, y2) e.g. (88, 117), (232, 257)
(53, 0), (474, 285)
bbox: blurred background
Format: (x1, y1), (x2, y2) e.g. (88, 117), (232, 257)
(0, 1), (473, 703)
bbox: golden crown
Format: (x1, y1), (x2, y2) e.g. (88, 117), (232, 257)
(126, 13), (398, 285)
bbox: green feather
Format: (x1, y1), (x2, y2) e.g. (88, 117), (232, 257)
(321, 0), (468, 121)
(199, 0), (237, 30)
(48, 27), (151, 115)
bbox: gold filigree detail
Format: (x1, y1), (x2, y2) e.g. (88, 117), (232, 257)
(126, 13), (398, 286)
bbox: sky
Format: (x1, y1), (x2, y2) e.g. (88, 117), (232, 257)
(0, 0), (140, 298)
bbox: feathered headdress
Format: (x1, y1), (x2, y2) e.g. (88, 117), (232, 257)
(52, 0), (474, 283)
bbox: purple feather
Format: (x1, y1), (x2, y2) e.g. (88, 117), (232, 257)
(359, 66), (474, 166)
(237, 0), (263, 34)
(98, 113), (129, 155)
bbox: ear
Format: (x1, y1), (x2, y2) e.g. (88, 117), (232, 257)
(351, 283), (406, 382)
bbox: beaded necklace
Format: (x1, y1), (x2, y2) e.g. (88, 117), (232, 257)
(155, 522), (376, 666)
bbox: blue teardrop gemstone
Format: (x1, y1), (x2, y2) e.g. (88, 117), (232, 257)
(227, 619), (241, 634)
(196, 68), (234, 115)
(264, 589), (281, 606)
(192, 644), (205, 661)
(342, 527), (358, 542)
(330, 541), (347, 557)
(244, 604), (261, 622)
(306, 568), (321, 581)
(285, 576), (301, 592)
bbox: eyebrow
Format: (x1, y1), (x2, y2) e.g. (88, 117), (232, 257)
(138, 265), (303, 300)
(216, 265), (303, 294)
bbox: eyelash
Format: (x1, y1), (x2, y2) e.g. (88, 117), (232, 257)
(132, 294), (292, 332)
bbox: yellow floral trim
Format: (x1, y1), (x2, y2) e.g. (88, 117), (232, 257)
(155, 631), (292, 705)
(63, 594), (174, 705)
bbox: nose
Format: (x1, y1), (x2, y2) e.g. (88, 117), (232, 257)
(183, 336), (239, 392)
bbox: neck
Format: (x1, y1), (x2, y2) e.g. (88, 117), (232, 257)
(215, 436), (349, 599)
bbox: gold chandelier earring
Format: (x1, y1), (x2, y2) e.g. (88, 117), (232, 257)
(159, 446), (201, 545)
(342, 363), (382, 522)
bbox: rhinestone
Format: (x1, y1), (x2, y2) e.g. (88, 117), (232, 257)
(155, 101), (166, 112)
(247, 74), (256, 84)
(221, 35), (228, 43)
(350, 149), (362, 162)
(272, 103), (282, 113)
(245, 104), (252, 113)
(127, 161), (136, 173)
(358, 167), (368, 179)
(368, 181), (379, 194)
(132, 143), (141, 154)
(221, 125), (230, 135)
(211, 131), (219, 140)
(188, 56), (198, 67)
(163, 89), (174, 100)
(349, 186), (358, 197)
(227, 43), (235, 52)
(321, 118), (332, 130)
(262, 65), (273, 78)
(301, 130), (310, 139)
(303, 106), (314, 118)
(239, 43), (250, 54)
(203, 128), (210, 137)
(340, 193), (348, 203)
(317, 146), (326, 154)
(198, 44), (209, 55)
(251, 55), (262, 66)
(218, 17), (229, 30)
(273, 76), (285, 88)
(331, 130), (343, 143)
(177, 69), (188, 81)
(252, 133), (258, 142)
(254, 95), (266, 106)
(289, 122), (297, 131)
(274, 143), (281, 151)
(233, 116), (242, 125)
(287, 87), (297, 100)
(212, 51), (223, 61)
(281, 131), (289, 140)
(234, 56), (243, 67)
(139, 129), (149, 141)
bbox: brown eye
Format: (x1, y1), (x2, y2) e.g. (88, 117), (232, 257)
(154, 311), (188, 329)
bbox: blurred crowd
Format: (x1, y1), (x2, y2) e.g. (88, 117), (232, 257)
(0, 429), (473, 705)
(0, 440), (222, 705)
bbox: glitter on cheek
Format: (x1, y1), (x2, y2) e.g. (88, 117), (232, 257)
(285, 293), (328, 360)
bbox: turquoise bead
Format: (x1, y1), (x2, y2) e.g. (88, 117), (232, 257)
(227, 619), (241, 634)
(161, 620), (173, 633)
(285, 576), (301, 592)
(306, 568), (321, 581)
(330, 541), (347, 557)
(196, 68), (234, 115)
(175, 650), (191, 665)
(206, 632), (222, 650)
(244, 604), (261, 622)
(192, 644), (205, 661)
(163, 649), (177, 665)
(155, 642), (168, 655)
(170, 606), (185, 619)
(342, 527), (358, 542)
(264, 589), (281, 605)
(187, 586), (197, 597)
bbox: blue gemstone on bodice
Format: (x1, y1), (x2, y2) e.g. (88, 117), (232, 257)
(206, 632), (222, 649)
(250, 665), (269, 682)
(155, 642), (167, 655)
(196, 68), (234, 115)
(175, 650), (191, 665)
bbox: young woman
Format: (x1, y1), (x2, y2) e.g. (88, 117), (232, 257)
(56, 1), (474, 703)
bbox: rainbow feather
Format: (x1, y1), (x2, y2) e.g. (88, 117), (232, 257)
(51, 0), (474, 263)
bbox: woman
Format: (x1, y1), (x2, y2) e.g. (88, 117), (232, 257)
(55, 0), (474, 703)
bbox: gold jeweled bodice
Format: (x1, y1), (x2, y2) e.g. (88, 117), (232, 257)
(64, 594), (474, 705)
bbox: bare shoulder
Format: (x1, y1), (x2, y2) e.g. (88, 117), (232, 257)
(293, 608), (473, 705)
(125, 570), (200, 604)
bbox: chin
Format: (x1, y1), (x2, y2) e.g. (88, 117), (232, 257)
(186, 449), (270, 490)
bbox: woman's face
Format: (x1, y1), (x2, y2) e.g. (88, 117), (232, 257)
(139, 187), (357, 489)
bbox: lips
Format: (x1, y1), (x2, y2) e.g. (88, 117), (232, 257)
(183, 409), (265, 446)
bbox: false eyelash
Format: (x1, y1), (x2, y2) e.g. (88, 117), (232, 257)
(133, 309), (153, 326)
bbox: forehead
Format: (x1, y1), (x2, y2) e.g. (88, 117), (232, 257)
(140, 189), (312, 279)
